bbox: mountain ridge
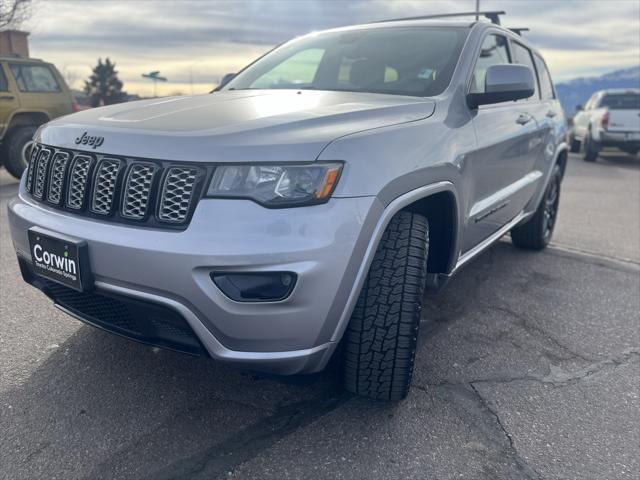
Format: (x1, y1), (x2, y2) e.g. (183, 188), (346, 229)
(555, 66), (640, 115)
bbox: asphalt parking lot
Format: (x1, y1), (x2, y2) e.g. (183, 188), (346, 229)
(1, 151), (638, 480)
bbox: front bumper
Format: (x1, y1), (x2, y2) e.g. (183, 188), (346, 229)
(8, 179), (379, 374)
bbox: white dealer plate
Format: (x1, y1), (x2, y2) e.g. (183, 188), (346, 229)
(28, 227), (91, 292)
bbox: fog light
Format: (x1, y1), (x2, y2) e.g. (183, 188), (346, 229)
(211, 272), (297, 302)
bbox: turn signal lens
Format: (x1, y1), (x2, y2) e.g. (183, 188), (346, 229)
(316, 166), (340, 199)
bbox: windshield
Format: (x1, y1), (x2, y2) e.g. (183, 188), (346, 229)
(222, 26), (469, 97)
(600, 93), (640, 110)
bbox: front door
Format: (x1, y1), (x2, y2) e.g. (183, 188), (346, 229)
(461, 33), (542, 253)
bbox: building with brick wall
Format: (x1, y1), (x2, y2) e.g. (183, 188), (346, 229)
(0, 30), (29, 57)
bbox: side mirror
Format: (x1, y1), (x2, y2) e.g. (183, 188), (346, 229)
(219, 73), (236, 89)
(467, 64), (535, 109)
(575, 104), (584, 112)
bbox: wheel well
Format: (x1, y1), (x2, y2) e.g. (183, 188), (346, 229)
(403, 191), (457, 274)
(556, 148), (568, 179)
(7, 112), (49, 134)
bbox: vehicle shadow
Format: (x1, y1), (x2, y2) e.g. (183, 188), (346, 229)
(1, 230), (572, 479)
(0, 241), (528, 479)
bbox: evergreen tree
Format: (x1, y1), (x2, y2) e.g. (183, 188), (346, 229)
(84, 58), (127, 107)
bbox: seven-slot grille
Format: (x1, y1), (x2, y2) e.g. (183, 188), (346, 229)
(25, 145), (203, 227)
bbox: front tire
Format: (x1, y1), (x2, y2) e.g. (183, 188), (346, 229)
(511, 164), (562, 250)
(343, 211), (429, 401)
(3, 126), (37, 179)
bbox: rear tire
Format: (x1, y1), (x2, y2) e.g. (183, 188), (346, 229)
(511, 164), (562, 250)
(343, 211), (429, 401)
(583, 133), (599, 162)
(3, 126), (37, 179)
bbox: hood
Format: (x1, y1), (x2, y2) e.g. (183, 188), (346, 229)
(39, 90), (435, 163)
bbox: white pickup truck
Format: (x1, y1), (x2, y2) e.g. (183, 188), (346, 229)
(571, 89), (640, 161)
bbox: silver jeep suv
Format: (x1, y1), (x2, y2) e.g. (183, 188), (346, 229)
(8, 11), (567, 400)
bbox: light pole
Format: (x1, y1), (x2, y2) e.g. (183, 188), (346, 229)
(189, 60), (203, 95)
(141, 71), (168, 97)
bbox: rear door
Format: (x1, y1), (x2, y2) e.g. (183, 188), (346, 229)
(0, 63), (20, 139)
(510, 41), (551, 177)
(462, 33), (542, 253)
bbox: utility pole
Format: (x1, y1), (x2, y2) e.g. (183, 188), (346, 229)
(475, 0), (480, 20)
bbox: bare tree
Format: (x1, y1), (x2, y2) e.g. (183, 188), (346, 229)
(0, 0), (31, 30)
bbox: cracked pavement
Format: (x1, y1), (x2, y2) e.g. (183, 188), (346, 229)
(1, 151), (639, 479)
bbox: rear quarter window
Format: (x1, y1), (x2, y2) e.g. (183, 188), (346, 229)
(534, 55), (555, 100)
(9, 64), (61, 93)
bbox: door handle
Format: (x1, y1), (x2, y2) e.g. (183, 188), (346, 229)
(546, 110), (557, 118)
(516, 113), (533, 125)
(0, 95), (15, 101)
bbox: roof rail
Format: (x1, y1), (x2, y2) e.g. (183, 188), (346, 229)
(509, 28), (530, 36)
(373, 10), (506, 26)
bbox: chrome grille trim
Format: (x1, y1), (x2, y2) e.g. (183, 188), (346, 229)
(121, 163), (157, 220)
(46, 152), (71, 205)
(33, 149), (52, 199)
(158, 167), (199, 223)
(90, 158), (121, 215)
(66, 155), (93, 210)
(25, 145), (40, 194)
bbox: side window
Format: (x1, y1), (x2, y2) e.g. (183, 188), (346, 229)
(0, 66), (8, 92)
(534, 55), (555, 100)
(470, 34), (510, 93)
(250, 49), (324, 89)
(9, 64), (61, 92)
(584, 93), (599, 110)
(510, 42), (539, 99)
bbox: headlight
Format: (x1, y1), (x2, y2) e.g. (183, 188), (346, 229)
(206, 163), (342, 207)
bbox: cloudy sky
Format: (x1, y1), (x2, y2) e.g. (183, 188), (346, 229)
(21, 0), (640, 96)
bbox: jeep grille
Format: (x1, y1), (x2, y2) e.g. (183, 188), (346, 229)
(25, 144), (204, 229)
